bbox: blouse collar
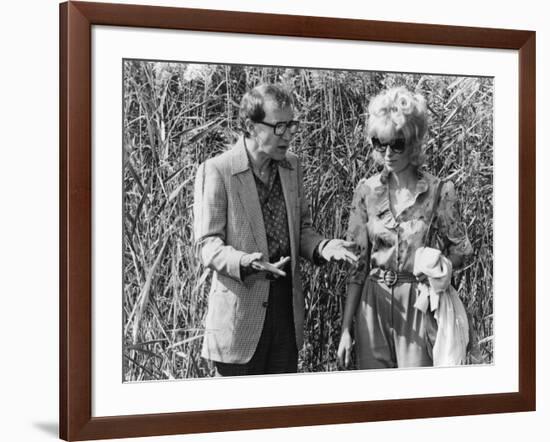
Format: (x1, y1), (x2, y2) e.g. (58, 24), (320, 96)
(374, 167), (431, 224)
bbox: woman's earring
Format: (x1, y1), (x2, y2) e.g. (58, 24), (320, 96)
(246, 120), (256, 138)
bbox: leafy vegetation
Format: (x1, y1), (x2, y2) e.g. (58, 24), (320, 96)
(123, 61), (493, 381)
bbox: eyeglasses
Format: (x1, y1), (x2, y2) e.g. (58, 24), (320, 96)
(257, 120), (300, 136)
(371, 137), (407, 154)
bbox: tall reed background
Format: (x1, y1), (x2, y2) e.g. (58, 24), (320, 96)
(123, 60), (493, 381)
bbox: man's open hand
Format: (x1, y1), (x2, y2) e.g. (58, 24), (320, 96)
(241, 253), (290, 278)
(251, 256), (290, 277)
(320, 239), (358, 264)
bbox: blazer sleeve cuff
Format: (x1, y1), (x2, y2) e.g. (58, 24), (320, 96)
(231, 250), (247, 282)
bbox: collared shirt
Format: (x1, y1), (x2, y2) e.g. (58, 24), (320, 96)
(252, 159), (292, 262)
(347, 170), (473, 285)
(240, 140), (325, 280)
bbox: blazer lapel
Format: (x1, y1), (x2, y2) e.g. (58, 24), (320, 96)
(235, 172), (268, 255)
(278, 163), (298, 267)
(230, 138), (268, 256)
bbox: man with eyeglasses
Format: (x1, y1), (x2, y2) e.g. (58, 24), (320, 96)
(194, 83), (357, 376)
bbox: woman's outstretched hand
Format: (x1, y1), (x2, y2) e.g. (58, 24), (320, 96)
(337, 329), (354, 369)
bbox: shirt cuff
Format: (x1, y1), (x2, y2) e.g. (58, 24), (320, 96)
(312, 239), (330, 265)
(239, 265), (255, 281)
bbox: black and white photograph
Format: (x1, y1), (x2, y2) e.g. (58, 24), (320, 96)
(4, 0), (545, 440)
(122, 60), (494, 381)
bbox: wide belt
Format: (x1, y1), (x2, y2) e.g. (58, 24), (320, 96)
(368, 267), (418, 287)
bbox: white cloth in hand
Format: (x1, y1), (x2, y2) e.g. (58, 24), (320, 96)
(413, 247), (469, 366)
(433, 285), (470, 366)
(413, 247), (452, 313)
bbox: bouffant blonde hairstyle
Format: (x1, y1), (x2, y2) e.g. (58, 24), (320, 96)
(367, 87), (428, 168)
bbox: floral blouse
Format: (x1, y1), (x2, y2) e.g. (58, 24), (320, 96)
(347, 170), (473, 286)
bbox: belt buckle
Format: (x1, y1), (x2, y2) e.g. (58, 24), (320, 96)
(383, 269), (398, 287)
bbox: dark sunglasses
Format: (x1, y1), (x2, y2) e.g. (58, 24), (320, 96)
(371, 137), (407, 154)
(257, 120), (300, 136)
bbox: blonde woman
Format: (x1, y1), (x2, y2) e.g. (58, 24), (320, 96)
(337, 87), (473, 369)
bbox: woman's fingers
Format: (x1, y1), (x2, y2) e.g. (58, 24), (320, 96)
(337, 347), (345, 367)
(337, 333), (353, 369)
(338, 347), (351, 368)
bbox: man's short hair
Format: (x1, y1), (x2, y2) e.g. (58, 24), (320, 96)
(239, 83), (294, 136)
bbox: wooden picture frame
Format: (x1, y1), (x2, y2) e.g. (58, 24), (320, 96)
(59, 1), (536, 440)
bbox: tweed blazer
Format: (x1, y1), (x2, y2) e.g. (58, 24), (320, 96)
(193, 137), (324, 364)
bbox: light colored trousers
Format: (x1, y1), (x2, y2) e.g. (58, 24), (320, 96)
(355, 278), (437, 369)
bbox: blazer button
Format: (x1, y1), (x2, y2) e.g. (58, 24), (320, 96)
(262, 301), (268, 308)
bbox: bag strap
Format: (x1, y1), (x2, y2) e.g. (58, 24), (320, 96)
(424, 179), (444, 246)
